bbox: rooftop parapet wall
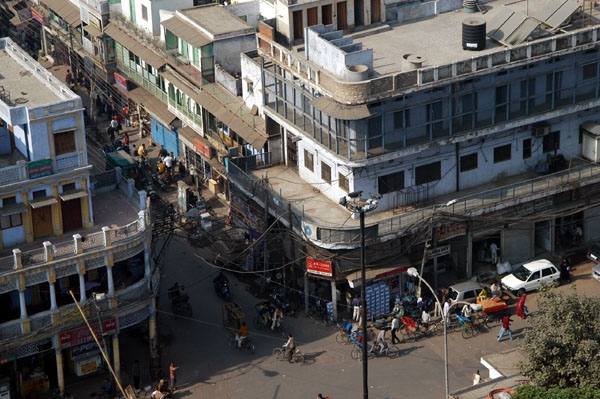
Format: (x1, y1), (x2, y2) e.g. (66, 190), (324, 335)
(258, 24), (600, 105)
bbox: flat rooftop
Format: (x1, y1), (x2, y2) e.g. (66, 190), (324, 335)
(181, 4), (254, 37)
(0, 38), (77, 108)
(346, 0), (600, 76)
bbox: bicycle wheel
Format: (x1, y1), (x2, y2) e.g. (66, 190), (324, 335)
(293, 352), (304, 364)
(227, 335), (236, 349)
(386, 346), (400, 359)
(247, 343), (256, 354)
(461, 327), (473, 339)
(470, 325), (480, 337)
(336, 331), (348, 344)
(272, 347), (284, 360)
(254, 316), (262, 329)
(351, 348), (362, 361)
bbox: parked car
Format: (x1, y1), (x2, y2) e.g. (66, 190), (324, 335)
(448, 281), (487, 307)
(591, 264), (600, 281)
(501, 259), (560, 296)
(587, 242), (600, 263)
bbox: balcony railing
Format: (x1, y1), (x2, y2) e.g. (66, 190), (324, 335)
(0, 162), (27, 185)
(229, 160), (600, 245)
(55, 151), (83, 172)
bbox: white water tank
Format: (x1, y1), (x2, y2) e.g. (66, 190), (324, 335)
(581, 121), (600, 162)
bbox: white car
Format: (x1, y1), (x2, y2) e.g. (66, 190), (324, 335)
(501, 259), (560, 296)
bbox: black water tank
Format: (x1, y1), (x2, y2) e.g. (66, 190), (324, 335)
(462, 18), (486, 51)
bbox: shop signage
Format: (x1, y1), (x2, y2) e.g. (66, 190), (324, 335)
(427, 245), (451, 258)
(436, 223), (467, 242)
(28, 158), (53, 179)
(59, 318), (117, 348)
(306, 257), (333, 277)
(114, 73), (128, 92)
(89, 13), (102, 31)
(31, 8), (44, 25)
(0, 355), (16, 365)
(374, 267), (409, 280)
(71, 341), (102, 358)
(194, 139), (211, 159)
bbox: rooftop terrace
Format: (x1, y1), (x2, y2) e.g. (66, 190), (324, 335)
(0, 38), (78, 109)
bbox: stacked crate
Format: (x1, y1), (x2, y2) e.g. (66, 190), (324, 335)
(366, 281), (390, 319)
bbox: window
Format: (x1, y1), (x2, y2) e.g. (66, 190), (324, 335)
(394, 109), (410, 129)
(338, 172), (349, 192)
(1, 213), (22, 230)
(415, 161), (441, 185)
(460, 153), (478, 172)
(523, 138), (532, 159)
(141, 5), (148, 21)
(63, 183), (76, 192)
(543, 131), (560, 153)
(321, 162), (331, 183)
(541, 267), (555, 277)
(378, 171), (404, 195)
(494, 144), (511, 163)
(463, 290), (477, 300)
(304, 149), (314, 172)
(528, 271), (540, 281)
(247, 80), (254, 92)
(583, 63), (597, 80)
(32, 190), (46, 199)
(54, 130), (76, 155)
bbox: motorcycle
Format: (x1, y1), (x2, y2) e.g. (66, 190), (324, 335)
(213, 273), (231, 302)
(269, 291), (294, 316)
(168, 283), (192, 317)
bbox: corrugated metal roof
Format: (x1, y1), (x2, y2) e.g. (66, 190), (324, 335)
(104, 24), (167, 69)
(40, 0), (80, 27)
(310, 96), (372, 120)
(161, 16), (212, 48)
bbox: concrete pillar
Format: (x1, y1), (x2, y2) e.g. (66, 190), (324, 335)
(138, 190), (147, 210)
(80, 178), (93, 228)
(49, 282), (58, 311)
(56, 349), (65, 398)
(107, 264), (115, 298)
(19, 290), (27, 319)
(74, 234), (83, 254)
(50, 185), (63, 236)
(78, 271), (86, 303)
(138, 210), (146, 231)
(113, 335), (121, 382)
(330, 279), (338, 322)
(304, 272), (310, 314)
(12, 249), (22, 270)
(144, 239), (151, 278)
(466, 229), (473, 278)
(102, 226), (112, 247)
(21, 191), (34, 243)
(43, 241), (54, 262)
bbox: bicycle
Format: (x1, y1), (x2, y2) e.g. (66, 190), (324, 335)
(454, 314), (479, 339)
(272, 346), (304, 363)
(350, 341), (400, 360)
(335, 319), (354, 344)
(227, 335), (256, 354)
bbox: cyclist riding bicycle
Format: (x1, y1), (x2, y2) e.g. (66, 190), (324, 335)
(283, 333), (296, 362)
(236, 321), (249, 348)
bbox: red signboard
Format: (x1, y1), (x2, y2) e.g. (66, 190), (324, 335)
(59, 319), (117, 348)
(194, 139), (211, 159)
(306, 257), (333, 277)
(113, 73), (128, 92)
(31, 8), (44, 25)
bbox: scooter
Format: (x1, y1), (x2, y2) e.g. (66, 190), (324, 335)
(213, 273), (231, 302)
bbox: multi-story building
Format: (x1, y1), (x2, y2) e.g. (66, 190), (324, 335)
(0, 38), (155, 398)
(230, 0), (600, 316)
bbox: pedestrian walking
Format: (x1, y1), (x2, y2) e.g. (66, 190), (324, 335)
(352, 296), (360, 321)
(516, 294), (528, 319)
(473, 370), (481, 385)
(65, 69), (72, 86)
(498, 314), (513, 341)
(169, 360), (179, 391)
(391, 316), (400, 344)
(132, 360), (141, 390)
(124, 105), (131, 127)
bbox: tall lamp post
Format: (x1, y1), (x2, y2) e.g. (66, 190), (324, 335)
(339, 191), (380, 399)
(407, 267), (449, 399)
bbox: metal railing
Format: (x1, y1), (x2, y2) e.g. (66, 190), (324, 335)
(230, 152), (277, 172)
(229, 159), (600, 244)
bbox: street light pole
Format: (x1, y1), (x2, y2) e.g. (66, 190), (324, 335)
(407, 267), (449, 399)
(360, 209), (368, 399)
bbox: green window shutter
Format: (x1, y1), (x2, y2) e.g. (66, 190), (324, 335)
(129, 0), (136, 23)
(193, 47), (199, 68)
(165, 30), (177, 50)
(181, 39), (188, 58)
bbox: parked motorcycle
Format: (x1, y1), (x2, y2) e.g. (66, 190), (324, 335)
(213, 272), (231, 302)
(168, 283), (192, 317)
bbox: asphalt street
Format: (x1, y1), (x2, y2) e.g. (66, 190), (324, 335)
(152, 234), (599, 399)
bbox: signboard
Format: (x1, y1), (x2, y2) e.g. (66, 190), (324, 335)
(436, 223), (467, 242)
(194, 139), (211, 159)
(114, 72), (128, 92)
(306, 257), (333, 277)
(59, 318), (117, 348)
(31, 8), (44, 25)
(71, 341), (102, 359)
(427, 245), (451, 258)
(0, 355), (16, 365)
(89, 13), (102, 31)
(28, 158), (52, 179)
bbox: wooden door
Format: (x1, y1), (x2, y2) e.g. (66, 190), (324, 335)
(370, 0), (380, 23)
(322, 4), (333, 25)
(293, 10), (304, 41)
(307, 7), (318, 26)
(32, 206), (53, 239)
(61, 198), (82, 232)
(337, 2), (348, 30)
(354, 0), (364, 25)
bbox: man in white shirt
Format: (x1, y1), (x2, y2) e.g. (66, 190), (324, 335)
(374, 329), (386, 353)
(490, 242), (499, 265)
(391, 317), (400, 344)
(163, 155), (174, 171)
(443, 299), (451, 327)
(421, 309), (431, 329)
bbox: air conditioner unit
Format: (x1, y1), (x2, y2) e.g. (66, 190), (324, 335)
(532, 125), (550, 137)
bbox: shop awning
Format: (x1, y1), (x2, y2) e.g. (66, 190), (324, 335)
(60, 189), (88, 201)
(103, 24), (167, 69)
(345, 257), (413, 287)
(161, 16), (212, 48)
(30, 196), (58, 209)
(41, 0), (80, 27)
(115, 84), (178, 128)
(177, 126), (227, 176)
(83, 23), (103, 39)
(0, 203), (28, 216)
(310, 96), (372, 121)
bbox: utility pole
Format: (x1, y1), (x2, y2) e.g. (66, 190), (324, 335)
(287, 203), (295, 292)
(360, 209), (368, 399)
(263, 182), (269, 291)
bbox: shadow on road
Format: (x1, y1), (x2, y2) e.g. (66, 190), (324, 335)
(302, 350), (326, 364)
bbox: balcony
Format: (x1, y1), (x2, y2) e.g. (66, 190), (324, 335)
(228, 159), (600, 248)
(0, 151), (87, 186)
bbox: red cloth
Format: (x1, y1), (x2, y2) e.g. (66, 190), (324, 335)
(516, 294), (527, 319)
(502, 315), (511, 329)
